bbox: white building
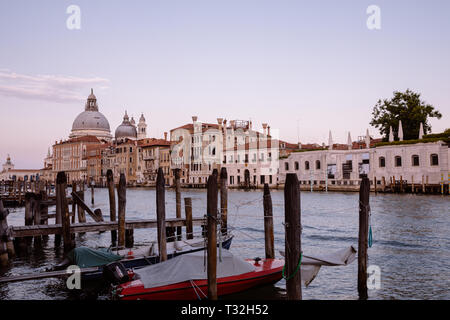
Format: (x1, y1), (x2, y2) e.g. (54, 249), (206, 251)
(170, 117), (296, 188)
(0, 155), (40, 181)
(279, 129), (449, 192)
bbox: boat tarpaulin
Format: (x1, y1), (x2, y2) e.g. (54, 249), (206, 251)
(134, 250), (255, 289)
(67, 246), (123, 268)
(280, 246), (357, 286)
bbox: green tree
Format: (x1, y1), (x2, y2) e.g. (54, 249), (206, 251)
(370, 89), (442, 141)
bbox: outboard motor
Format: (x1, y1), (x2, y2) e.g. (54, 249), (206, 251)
(103, 261), (130, 285)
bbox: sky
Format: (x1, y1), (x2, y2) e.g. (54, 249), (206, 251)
(0, 0), (449, 168)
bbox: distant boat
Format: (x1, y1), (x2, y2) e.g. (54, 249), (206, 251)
(111, 250), (284, 300)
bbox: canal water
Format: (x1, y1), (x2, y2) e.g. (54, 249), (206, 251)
(0, 188), (449, 300)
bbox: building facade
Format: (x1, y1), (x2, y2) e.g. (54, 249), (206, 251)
(0, 155), (41, 182)
(280, 133), (449, 191)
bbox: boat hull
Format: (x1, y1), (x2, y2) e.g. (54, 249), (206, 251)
(116, 258), (284, 300)
(82, 236), (233, 282)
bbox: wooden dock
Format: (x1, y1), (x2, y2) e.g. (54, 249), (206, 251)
(10, 217), (206, 238)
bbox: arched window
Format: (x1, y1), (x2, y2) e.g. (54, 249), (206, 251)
(412, 155), (420, 166)
(285, 162), (289, 171)
(379, 157), (385, 168)
(294, 162), (299, 170)
(430, 154), (439, 166)
(316, 160), (321, 170)
(395, 156), (402, 167)
(305, 161), (310, 170)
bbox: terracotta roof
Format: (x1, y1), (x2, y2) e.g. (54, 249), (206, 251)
(138, 138), (171, 147)
(54, 135), (101, 145)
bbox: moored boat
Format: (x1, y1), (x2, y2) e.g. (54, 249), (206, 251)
(53, 235), (234, 282)
(112, 250), (284, 300)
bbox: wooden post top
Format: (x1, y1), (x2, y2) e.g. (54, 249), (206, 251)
(107, 169), (114, 182)
(56, 172), (67, 184)
(220, 167), (227, 180)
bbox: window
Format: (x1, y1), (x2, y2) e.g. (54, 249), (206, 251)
(379, 157), (385, 168)
(285, 162), (289, 171)
(295, 162), (299, 170)
(395, 156), (402, 167)
(430, 154), (439, 166)
(305, 161), (310, 170)
(316, 160), (321, 170)
(412, 155), (420, 166)
(260, 175), (265, 184)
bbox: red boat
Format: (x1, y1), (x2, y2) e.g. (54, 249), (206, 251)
(112, 251), (284, 300)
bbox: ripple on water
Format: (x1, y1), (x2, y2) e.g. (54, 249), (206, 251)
(1, 189), (449, 300)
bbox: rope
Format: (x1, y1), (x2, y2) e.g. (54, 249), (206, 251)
(282, 252), (303, 281)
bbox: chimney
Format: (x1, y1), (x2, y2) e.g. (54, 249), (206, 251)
(164, 132), (168, 141)
(217, 118), (223, 132)
(267, 126), (271, 137)
(262, 123), (268, 135)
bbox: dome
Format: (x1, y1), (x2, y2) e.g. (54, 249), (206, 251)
(72, 111), (111, 132)
(115, 111), (137, 140)
(69, 89), (112, 141)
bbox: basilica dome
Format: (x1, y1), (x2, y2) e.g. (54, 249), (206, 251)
(70, 89), (112, 141)
(72, 111), (111, 132)
(115, 111), (137, 140)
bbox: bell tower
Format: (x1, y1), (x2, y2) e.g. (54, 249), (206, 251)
(137, 113), (147, 140)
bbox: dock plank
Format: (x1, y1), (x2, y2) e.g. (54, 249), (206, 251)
(11, 217), (206, 238)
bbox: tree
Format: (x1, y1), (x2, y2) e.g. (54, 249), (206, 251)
(370, 89), (442, 141)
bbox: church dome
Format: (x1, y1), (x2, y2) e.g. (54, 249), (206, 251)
(115, 111), (137, 140)
(70, 89), (112, 141)
(72, 111), (111, 132)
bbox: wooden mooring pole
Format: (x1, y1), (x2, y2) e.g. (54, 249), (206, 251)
(207, 173), (218, 300)
(358, 176), (370, 300)
(91, 181), (95, 205)
(107, 170), (117, 245)
(184, 197), (193, 240)
(263, 183), (275, 259)
(0, 199), (14, 266)
(284, 173), (302, 300)
(57, 172), (74, 253)
(71, 181), (77, 224)
(220, 167), (228, 236)
(117, 173), (126, 248)
(33, 193), (42, 247)
(156, 168), (167, 262)
(24, 193), (34, 247)
(174, 169), (182, 241)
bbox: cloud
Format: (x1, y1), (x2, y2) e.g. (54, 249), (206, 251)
(0, 70), (110, 103)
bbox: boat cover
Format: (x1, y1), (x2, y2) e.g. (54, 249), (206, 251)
(134, 250), (255, 289)
(280, 246), (357, 286)
(67, 247), (122, 268)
